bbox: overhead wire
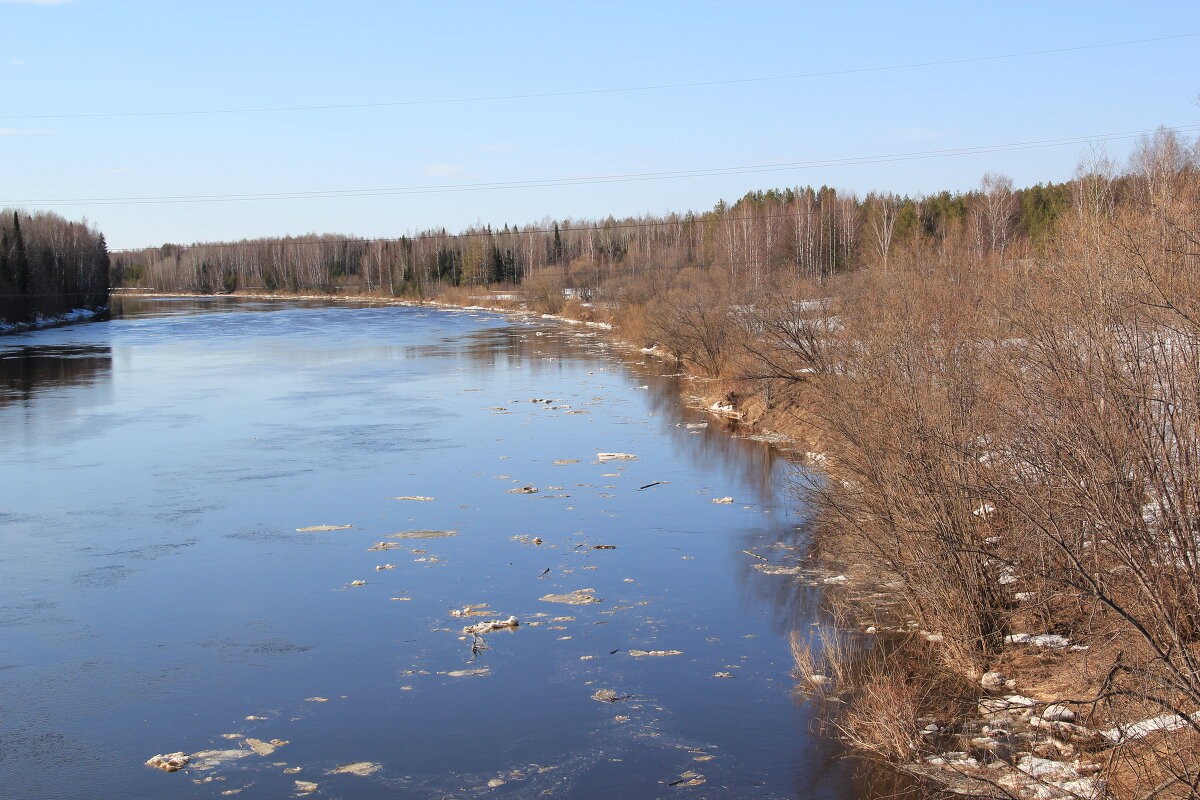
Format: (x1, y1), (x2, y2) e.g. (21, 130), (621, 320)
(14, 123), (1200, 213)
(1, 32), (1194, 121)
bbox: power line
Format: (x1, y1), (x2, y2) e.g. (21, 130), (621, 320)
(14, 123), (1199, 213)
(1, 32), (1194, 121)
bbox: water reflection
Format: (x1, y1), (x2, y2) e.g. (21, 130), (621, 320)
(0, 345), (113, 406)
(450, 322), (789, 508)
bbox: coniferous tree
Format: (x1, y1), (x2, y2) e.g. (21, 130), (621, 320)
(12, 212), (29, 297)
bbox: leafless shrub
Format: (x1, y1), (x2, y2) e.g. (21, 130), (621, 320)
(772, 133), (1200, 797)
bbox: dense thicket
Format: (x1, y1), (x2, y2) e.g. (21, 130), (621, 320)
(727, 131), (1200, 799)
(0, 209), (110, 324)
(109, 176), (1075, 297)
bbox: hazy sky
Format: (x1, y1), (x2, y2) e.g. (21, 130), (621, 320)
(2, 0), (1198, 249)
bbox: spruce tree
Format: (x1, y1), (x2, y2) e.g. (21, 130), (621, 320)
(12, 212), (29, 299)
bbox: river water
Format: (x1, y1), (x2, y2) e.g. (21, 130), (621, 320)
(0, 297), (873, 799)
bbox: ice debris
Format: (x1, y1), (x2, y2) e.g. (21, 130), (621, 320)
(462, 616), (519, 635)
(146, 752), (191, 772)
(539, 588), (602, 605)
(327, 761), (381, 776)
(1005, 633), (1070, 649)
(386, 529), (458, 539)
(980, 671), (1008, 690)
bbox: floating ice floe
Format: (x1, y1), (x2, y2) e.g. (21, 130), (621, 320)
(754, 564), (805, 575)
(145, 752), (190, 772)
(244, 737), (287, 756)
(539, 588), (602, 605)
(445, 668), (490, 677)
(327, 762), (382, 776)
(462, 616), (519, 635)
(386, 530), (458, 539)
(450, 603), (492, 617)
(671, 770), (705, 787)
(188, 749), (253, 770)
(296, 524), (352, 532)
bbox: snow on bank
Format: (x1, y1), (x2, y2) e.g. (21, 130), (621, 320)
(1102, 710), (1200, 743)
(0, 306), (108, 334)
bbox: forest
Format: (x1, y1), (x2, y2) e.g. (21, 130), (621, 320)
(0, 210), (110, 325)
(108, 171), (1073, 300)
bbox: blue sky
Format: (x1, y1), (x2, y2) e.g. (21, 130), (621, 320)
(2, 0), (1198, 249)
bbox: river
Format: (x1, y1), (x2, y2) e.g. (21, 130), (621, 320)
(0, 296), (875, 799)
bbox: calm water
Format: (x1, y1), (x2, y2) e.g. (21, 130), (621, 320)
(0, 297), (869, 799)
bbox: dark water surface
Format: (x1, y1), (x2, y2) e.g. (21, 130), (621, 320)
(0, 297), (868, 799)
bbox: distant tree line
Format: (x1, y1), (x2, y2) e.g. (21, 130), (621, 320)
(108, 177), (1080, 298)
(0, 210), (110, 324)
